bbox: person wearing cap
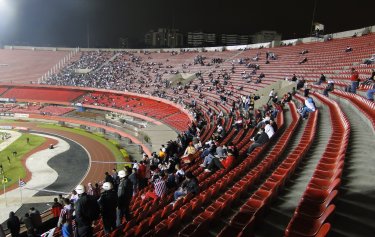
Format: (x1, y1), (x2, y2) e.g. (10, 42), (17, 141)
(74, 184), (99, 237)
(117, 169), (133, 226)
(98, 182), (118, 234)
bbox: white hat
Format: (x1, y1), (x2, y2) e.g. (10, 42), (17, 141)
(118, 170), (126, 178)
(102, 182), (113, 191)
(162, 148), (166, 152)
(75, 184), (85, 195)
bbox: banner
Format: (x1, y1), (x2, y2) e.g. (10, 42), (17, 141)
(41, 228), (55, 237)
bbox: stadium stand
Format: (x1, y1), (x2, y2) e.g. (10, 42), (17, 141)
(1, 28), (375, 237)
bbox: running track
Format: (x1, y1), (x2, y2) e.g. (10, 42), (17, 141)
(1, 121), (116, 186)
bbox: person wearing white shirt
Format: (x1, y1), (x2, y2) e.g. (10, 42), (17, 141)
(264, 121), (275, 138)
(267, 89), (275, 104)
(300, 96), (316, 119)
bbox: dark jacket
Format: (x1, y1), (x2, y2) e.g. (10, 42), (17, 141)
(21, 216), (34, 234)
(182, 178), (199, 195)
(255, 132), (269, 145)
(128, 173), (138, 189)
(75, 193), (97, 227)
(117, 177), (133, 208)
(7, 215), (20, 236)
(29, 210), (42, 228)
(98, 190), (118, 219)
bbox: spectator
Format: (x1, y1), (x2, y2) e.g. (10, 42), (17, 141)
(117, 169), (133, 226)
(267, 89), (275, 104)
(69, 190), (79, 204)
(7, 212), (20, 237)
(143, 173), (167, 200)
(366, 83), (375, 101)
(166, 169), (177, 189)
(137, 161), (147, 189)
(57, 198), (74, 237)
(21, 213), (34, 237)
(317, 74), (326, 85)
(98, 182), (118, 234)
(183, 142), (197, 156)
(128, 167), (139, 195)
(299, 57), (308, 64)
(29, 207), (42, 234)
(175, 164), (185, 184)
(75, 184), (100, 237)
(58, 194), (65, 206)
(51, 198), (63, 222)
(297, 78), (306, 90)
(247, 128), (269, 155)
(345, 46), (353, 52)
(174, 171), (199, 200)
(215, 144), (227, 158)
(291, 74), (298, 82)
(264, 121), (275, 138)
(346, 68), (360, 94)
(205, 149), (235, 172)
(363, 54), (375, 65)
(111, 169), (120, 190)
(323, 80), (335, 97)
(200, 146), (216, 168)
(300, 95), (316, 119)
(104, 172), (114, 186)
(362, 69), (375, 86)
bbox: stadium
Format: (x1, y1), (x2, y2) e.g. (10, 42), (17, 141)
(0, 1), (374, 237)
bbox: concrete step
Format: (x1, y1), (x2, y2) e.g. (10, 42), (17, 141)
(255, 99), (332, 237)
(327, 95), (375, 237)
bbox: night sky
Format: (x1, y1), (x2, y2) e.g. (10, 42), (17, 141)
(0, 0), (374, 47)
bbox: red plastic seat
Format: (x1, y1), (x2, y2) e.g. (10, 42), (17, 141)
(297, 190), (338, 218)
(285, 204), (335, 237)
(217, 225), (241, 237)
(179, 203), (193, 222)
(316, 223), (331, 237)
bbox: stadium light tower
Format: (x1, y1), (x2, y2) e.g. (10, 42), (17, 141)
(310, 0), (318, 36)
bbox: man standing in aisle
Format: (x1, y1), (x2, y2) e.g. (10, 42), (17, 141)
(98, 182), (118, 234)
(117, 169), (133, 226)
(74, 185), (100, 237)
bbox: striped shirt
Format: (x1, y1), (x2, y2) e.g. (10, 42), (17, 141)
(58, 205), (74, 226)
(154, 179), (167, 197)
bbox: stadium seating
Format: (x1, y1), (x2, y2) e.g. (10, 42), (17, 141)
(2, 87), (85, 102)
(2, 31), (375, 237)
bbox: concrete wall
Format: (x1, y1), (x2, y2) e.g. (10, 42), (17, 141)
(253, 80), (296, 109)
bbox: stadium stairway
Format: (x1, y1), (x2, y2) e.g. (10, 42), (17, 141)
(321, 92), (375, 237)
(254, 94), (332, 237)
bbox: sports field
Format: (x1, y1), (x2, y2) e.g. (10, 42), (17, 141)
(1, 133), (46, 188)
(38, 124), (130, 170)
